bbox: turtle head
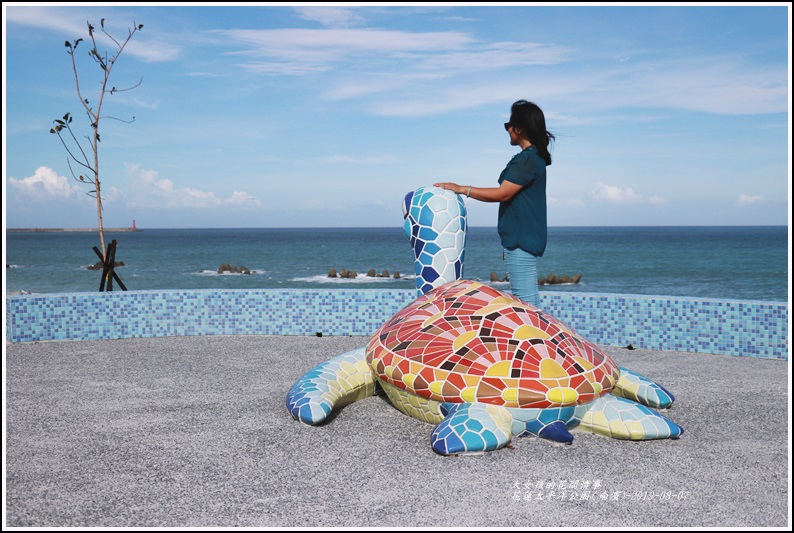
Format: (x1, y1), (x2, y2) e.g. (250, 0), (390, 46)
(402, 186), (467, 296)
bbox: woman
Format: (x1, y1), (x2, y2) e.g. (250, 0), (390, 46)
(435, 100), (554, 307)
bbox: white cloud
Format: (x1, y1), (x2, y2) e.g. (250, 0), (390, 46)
(238, 61), (333, 76)
(130, 97), (159, 111)
(318, 155), (397, 165)
(125, 38), (182, 63)
(589, 182), (667, 205)
(587, 55), (787, 116)
(6, 6), (180, 63)
(103, 186), (125, 204)
(590, 182), (642, 204)
(5, 6), (84, 35)
(8, 166), (83, 200)
(202, 12), (785, 121)
(738, 193), (764, 205)
(362, 84), (526, 117)
(211, 20), (784, 118)
(324, 72), (447, 101)
(417, 41), (571, 72)
(292, 6), (365, 28)
(218, 27), (472, 58)
(225, 191), (261, 206)
(336, 72), (578, 117)
(125, 164), (261, 209)
(215, 27), (570, 80)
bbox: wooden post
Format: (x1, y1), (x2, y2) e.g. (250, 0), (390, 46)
(93, 240), (127, 292)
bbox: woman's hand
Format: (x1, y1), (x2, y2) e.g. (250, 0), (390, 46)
(434, 180), (523, 203)
(434, 182), (464, 195)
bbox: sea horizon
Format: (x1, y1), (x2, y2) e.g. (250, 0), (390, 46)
(6, 223), (789, 231)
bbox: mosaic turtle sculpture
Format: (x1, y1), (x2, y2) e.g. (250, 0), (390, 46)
(286, 186), (682, 455)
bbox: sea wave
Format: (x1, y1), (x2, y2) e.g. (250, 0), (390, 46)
(6, 289), (33, 295)
(193, 269), (268, 276)
(291, 274), (416, 284)
(288, 275), (556, 287)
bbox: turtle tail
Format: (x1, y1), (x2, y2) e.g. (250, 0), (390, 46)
(286, 347), (376, 425)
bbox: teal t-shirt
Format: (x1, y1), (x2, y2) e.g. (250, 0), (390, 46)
(497, 145), (547, 256)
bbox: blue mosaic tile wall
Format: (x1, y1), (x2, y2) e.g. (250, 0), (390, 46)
(5, 289), (789, 360)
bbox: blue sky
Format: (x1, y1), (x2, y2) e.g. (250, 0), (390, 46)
(3, 3), (791, 229)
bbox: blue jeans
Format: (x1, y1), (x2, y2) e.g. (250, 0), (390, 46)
(504, 248), (540, 306)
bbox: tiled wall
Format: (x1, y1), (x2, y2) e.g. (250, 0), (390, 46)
(5, 289), (789, 360)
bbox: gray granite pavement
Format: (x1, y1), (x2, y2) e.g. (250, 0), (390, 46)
(4, 335), (791, 527)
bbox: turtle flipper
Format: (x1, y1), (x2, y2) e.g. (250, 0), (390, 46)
(286, 347), (376, 425)
(612, 366), (675, 408)
(512, 407), (575, 444)
(430, 403), (513, 455)
(578, 395), (683, 440)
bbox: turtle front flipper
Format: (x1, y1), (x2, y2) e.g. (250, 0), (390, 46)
(612, 366), (675, 409)
(286, 347), (376, 425)
(577, 395), (683, 440)
(430, 403), (513, 455)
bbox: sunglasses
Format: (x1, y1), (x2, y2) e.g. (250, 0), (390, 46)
(504, 122), (512, 131)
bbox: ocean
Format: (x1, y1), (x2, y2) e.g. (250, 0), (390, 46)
(4, 226), (789, 302)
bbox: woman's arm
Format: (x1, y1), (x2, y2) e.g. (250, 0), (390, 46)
(434, 180), (523, 203)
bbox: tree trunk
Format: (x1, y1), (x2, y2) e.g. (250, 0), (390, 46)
(94, 136), (105, 263)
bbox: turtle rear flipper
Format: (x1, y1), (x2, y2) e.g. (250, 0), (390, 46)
(286, 347), (375, 425)
(578, 395), (683, 440)
(612, 366), (675, 408)
(431, 403), (513, 455)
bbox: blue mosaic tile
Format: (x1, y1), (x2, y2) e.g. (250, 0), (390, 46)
(5, 289), (788, 360)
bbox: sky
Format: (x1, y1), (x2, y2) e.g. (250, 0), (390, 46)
(2, 3), (791, 229)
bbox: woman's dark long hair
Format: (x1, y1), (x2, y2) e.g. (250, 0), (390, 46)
(509, 100), (555, 166)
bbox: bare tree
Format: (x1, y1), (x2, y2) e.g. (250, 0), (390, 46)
(50, 19), (143, 262)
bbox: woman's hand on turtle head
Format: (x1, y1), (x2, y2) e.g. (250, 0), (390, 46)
(434, 182), (463, 195)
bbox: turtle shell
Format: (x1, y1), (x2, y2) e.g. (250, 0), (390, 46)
(366, 280), (620, 409)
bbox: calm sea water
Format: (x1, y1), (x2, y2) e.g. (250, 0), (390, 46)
(4, 226), (789, 302)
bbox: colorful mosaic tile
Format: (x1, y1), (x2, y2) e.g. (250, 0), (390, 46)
(289, 278), (684, 455)
(286, 187), (693, 455)
(366, 280), (620, 410)
(5, 289), (788, 359)
(402, 186), (467, 296)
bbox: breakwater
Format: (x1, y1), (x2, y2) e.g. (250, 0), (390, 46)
(7, 227), (142, 233)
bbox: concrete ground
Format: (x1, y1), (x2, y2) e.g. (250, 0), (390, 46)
(4, 335), (791, 528)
